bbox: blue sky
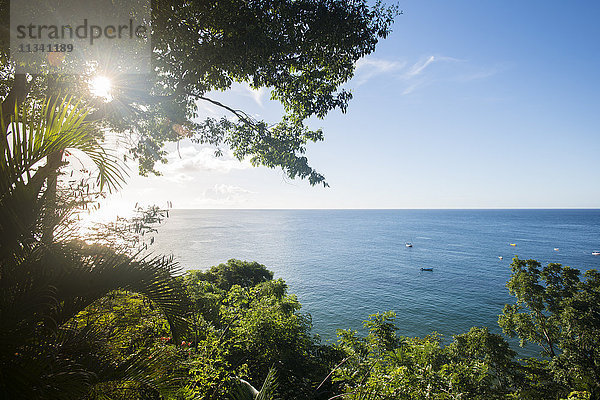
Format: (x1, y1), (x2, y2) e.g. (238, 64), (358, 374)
(106, 0), (600, 211)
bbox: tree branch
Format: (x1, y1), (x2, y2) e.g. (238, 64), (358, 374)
(188, 92), (257, 127)
(2, 74), (34, 122)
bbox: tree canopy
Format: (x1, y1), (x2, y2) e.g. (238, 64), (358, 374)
(0, 0), (398, 185)
(499, 257), (600, 399)
(188, 259), (274, 291)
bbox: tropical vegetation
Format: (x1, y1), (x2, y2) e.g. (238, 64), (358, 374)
(1, 1), (599, 399)
(0, 1), (398, 396)
(1, 100), (599, 400)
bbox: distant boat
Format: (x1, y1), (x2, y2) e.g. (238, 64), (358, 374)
(554, 248), (559, 251)
(510, 243), (517, 247)
(420, 267), (433, 272)
(593, 251), (600, 256)
(498, 256), (503, 260)
(405, 242), (413, 248)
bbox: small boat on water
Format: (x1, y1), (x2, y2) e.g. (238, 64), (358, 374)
(593, 251), (600, 256)
(554, 248), (559, 251)
(510, 243), (517, 247)
(420, 267), (433, 272)
(498, 256), (503, 260)
(405, 242), (413, 248)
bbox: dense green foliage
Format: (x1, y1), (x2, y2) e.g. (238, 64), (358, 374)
(46, 257), (596, 400)
(190, 259), (274, 291)
(326, 258), (600, 400)
(185, 265), (341, 400)
(334, 315), (518, 399)
(499, 258), (600, 399)
(60, 260), (339, 399)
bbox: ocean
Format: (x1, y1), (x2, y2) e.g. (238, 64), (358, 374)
(151, 209), (600, 355)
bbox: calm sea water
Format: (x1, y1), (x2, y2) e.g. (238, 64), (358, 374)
(151, 209), (600, 355)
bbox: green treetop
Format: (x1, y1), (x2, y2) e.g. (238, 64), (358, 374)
(499, 257), (600, 398)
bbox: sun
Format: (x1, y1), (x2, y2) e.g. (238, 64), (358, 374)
(89, 75), (113, 102)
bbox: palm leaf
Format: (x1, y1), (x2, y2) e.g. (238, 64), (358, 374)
(256, 368), (279, 400)
(0, 96), (125, 194)
(0, 97), (190, 399)
(231, 367), (279, 400)
(0, 97), (125, 258)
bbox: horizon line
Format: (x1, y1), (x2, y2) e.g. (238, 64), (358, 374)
(168, 207), (600, 211)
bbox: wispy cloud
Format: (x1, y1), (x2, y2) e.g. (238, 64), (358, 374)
(455, 65), (505, 82)
(354, 58), (406, 85)
(245, 86), (269, 107)
(230, 82), (270, 107)
(196, 101), (221, 117)
(400, 56), (465, 93)
(405, 55), (437, 77)
(401, 82), (422, 96)
(353, 55), (499, 96)
(405, 55), (463, 77)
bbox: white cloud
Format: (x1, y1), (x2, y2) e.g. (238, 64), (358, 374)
(244, 85), (269, 107)
(405, 55), (437, 77)
(352, 55), (495, 96)
(162, 145), (252, 174)
(228, 82), (271, 107)
(195, 101), (222, 118)
(204, 183), (253, 199)
(165, 172), (195, 184)
(401, 81), (423, 96)
(404, 55), (462, 77)
(354, 58), (406, 85)
(181, 183), (256, 207)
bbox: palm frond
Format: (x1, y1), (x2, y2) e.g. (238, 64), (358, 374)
(0, 96), (125, 194)
(0, 97), (189, 399)
(0, 97), (126, 257)
(256, 368), (279, 400)
(231, 367), (279, 400)
(49, 241), (190, 339)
